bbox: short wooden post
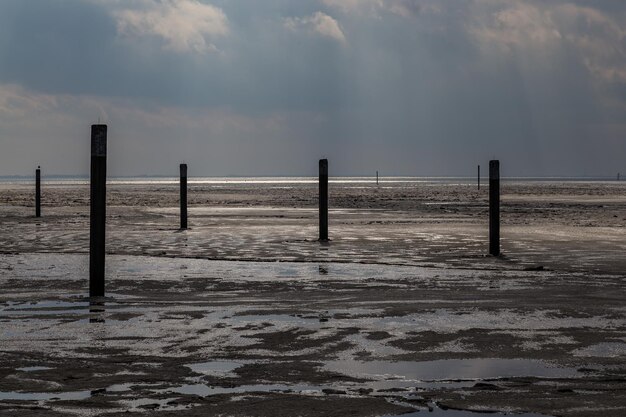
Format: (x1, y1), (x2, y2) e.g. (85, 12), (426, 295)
(180, 164), (188, 230)
(35, 166), (41, 217)
(319, 159), (328, 241)
(477, 165), (480, 190)
(489, 160), (500, 256)
(90, 125), (107, 297)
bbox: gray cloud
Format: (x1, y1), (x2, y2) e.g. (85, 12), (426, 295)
(0, 0), (625, 177)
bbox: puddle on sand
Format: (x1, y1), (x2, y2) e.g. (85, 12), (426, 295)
(0, 390), (91, 401)
(0, 298), (125, 317)
(117, 397), (190, 412)
(382, 406), (549, 417)
(0, 305), (88, 316)
(230, 313), (321, 326)
(158, 383), (551, 416)
(161, 383), (322, 397)
(105, 382), (162, 393)
(186, 360), (246, 377)
(324, 358), (579, 382)
(572, 342), (626, 358)
(16, 366), (53, 372)
(3, 300), (88, 310)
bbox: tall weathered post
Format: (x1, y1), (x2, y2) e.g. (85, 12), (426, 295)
(489, 160), (500, 256)
(319, 159), (328, 241)
(477, 165), (480, 190)
(35, 166), (41, 217)
(180, 163), (188, 230)
(376, 171), (379, 186)
(90, 124), (107, 297)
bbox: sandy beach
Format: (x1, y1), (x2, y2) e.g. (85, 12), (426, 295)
(1, 178), (625, 416)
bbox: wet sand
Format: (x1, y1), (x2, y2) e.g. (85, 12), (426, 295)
(0, 179), (625, 416)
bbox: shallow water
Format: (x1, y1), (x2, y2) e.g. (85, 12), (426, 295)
(186, 360), (247, 377)
(15, 366), (53, 372)
(161, 382), (324, 397)
(572, 342), (626, 358)
(324, 358), (580, 381)
(382, 408), (549, 417)
(0, 253), (623, 416)
(0, 390), (91, 401)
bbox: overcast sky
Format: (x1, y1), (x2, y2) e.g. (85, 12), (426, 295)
(0, 0), (625, 177)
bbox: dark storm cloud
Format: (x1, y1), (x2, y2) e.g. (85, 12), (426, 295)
(0, 0), (624, 176)
(0, 0), (349, 112)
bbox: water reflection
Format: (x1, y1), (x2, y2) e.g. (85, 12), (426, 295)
(324, 358), (579, 381)
(185, 360), (245, 377)
(89, 300), (105, 323)
(0, 390), (91, 401)
(381, 405), (548, 417)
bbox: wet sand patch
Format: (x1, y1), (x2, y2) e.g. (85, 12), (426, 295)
(0, 254), (624, 416)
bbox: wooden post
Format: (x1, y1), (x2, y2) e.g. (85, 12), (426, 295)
(319, 159), (328, 241)
(180, 164), (188, 230)
(489, 160), (500, 256)
(35, 166), (41, 218)
(376, 170), (379, 186)
(477, 165), (480, 190)
(90, 125), (107, 297)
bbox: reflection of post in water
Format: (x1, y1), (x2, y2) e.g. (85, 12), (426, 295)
(89, 300), (106, 323)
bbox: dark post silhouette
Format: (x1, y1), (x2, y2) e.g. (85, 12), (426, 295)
(319, 159), (328, 241)
(35, 166), (41, 218)
(477, 165), (480, 190)
(180, 163), (188, 230)
(376, 170), (379, 186)
(90, 125), (107, 297)
(489, 160), (500, 256)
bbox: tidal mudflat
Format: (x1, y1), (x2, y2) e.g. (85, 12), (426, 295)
(0, 178), (625, 416)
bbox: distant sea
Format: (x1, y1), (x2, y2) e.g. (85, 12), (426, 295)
(0, 176), (621, 186)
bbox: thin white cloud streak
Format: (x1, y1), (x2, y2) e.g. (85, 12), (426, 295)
(0, 83), (298, 133)
(285, 12), (347, 44)
(0, 84), (59, 118)
(0, 83), (328, 175)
